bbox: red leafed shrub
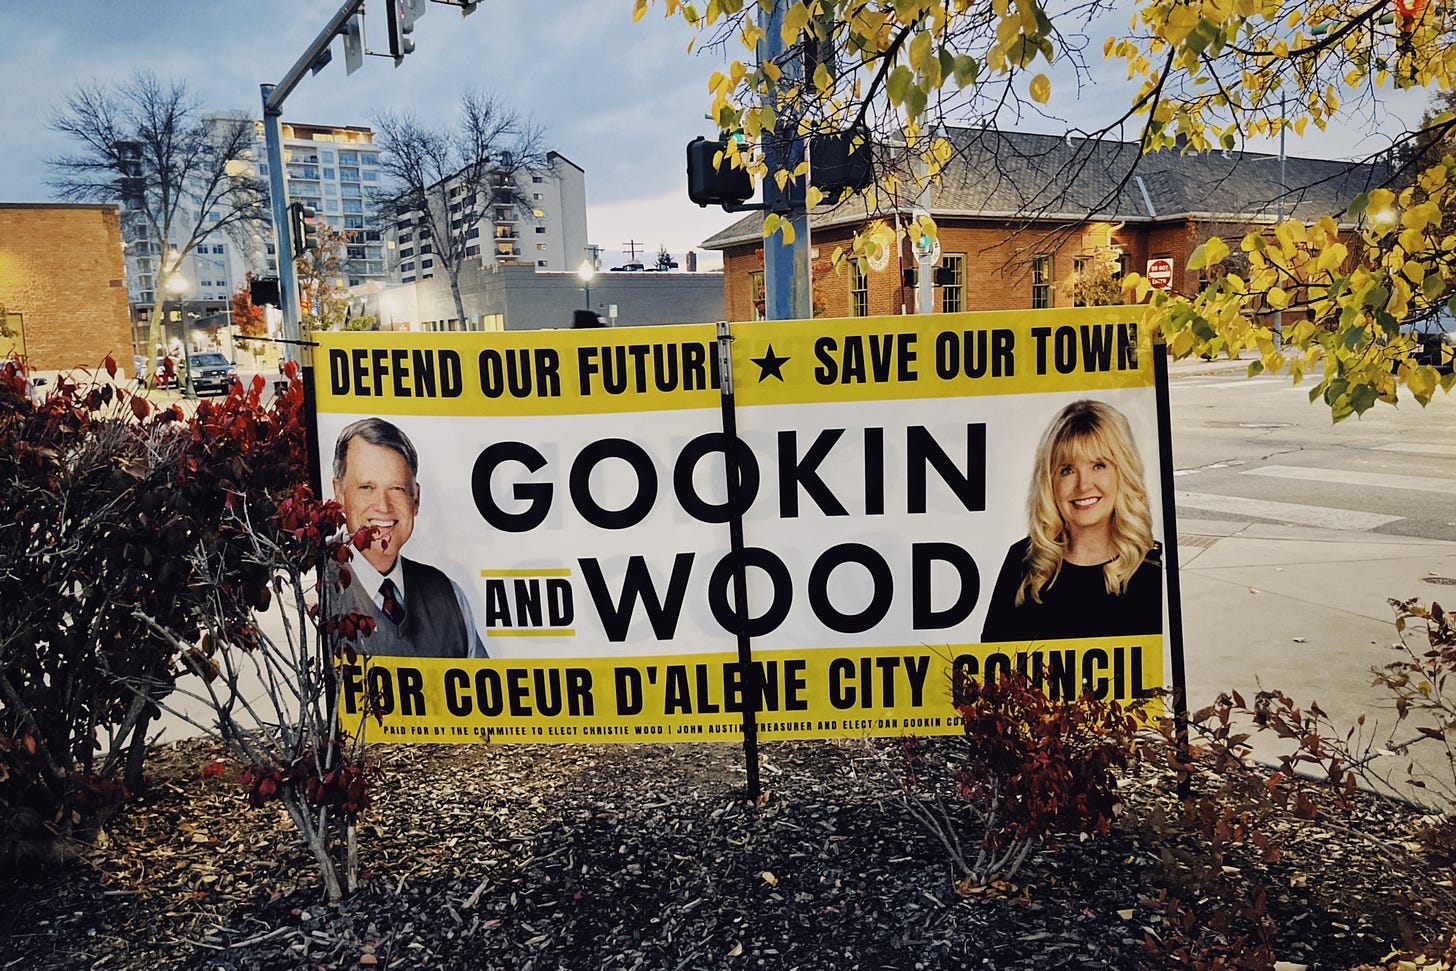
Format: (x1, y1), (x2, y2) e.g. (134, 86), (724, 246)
(1, 357), (377, 897)
(898, 670), (1144, 888)
(953, 671), (1141, 849)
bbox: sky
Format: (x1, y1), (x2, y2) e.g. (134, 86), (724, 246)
(0, 1), (1436, 274)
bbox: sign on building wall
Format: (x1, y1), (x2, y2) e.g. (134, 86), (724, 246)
(312, 305), (1176, 743)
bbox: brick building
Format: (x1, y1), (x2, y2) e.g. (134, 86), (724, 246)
(0, 203), (132, 374)
(701, 129), (1387, 321)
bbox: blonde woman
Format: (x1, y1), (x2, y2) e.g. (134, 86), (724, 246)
(980, 399), (1162, 642)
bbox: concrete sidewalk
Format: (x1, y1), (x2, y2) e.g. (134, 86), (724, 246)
(1175, 515), (1456, 802)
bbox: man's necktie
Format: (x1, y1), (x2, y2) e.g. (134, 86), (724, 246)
(379, 578), (405, 625)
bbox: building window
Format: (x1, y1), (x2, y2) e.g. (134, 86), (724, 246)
(1031, 254), (1053, 309)
(537, 259), (549, 267)
(850, 261), (869, 316)
(532, 175), (544, 183)
(535, 226), (546, 234)
(212, 244), (225, 254)
(537, 243), (547, 251)
(940, 254), (965, 313)
(339, 151), (358, 165)
(749, 270), (765, 322)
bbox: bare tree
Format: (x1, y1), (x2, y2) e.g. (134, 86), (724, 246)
(373, 91), (552, 328)
(47, 73), (269, 372)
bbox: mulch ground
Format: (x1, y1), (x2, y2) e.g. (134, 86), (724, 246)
(2, 737), (1453, 970)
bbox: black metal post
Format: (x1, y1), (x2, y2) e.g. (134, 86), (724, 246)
(717, 321), (761, 800)
(1152, 330), (1193, 799)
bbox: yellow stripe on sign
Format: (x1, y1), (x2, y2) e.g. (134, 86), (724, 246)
(337, 638), (1164, 745)
(731, 307), (1154, 407)
(313, 324), (723, 417)
(487, 629), (576, 637)
(481, 569), (573, 578)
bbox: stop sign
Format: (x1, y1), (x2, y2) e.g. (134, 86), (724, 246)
(1146, 257), (1174, 290)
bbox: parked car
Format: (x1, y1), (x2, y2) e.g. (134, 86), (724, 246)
(155, 352), (238, 395)
(186, 352), (239, 396)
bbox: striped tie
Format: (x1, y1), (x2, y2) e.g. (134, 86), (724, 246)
(379, 578), (405, 625)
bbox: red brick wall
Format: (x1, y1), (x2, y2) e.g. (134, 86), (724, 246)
(0, 204), (132, 372)
(717, 217), (1254, 317)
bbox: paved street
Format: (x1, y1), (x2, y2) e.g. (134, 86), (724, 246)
(1167, 359), (1456, 801)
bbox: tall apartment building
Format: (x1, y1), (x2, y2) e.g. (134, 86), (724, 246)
(256, 122), (389, 285)
(121, 119), (390, 338)
(393, 151), (587, 285)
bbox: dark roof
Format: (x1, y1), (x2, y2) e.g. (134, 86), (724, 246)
(700, 128), (1390, 250)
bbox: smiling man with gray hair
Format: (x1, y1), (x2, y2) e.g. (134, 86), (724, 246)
(331, 417), (487, 659)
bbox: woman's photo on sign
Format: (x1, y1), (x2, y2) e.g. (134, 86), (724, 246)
(980, 398), (1162, 643)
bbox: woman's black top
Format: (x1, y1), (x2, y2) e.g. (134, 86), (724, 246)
(980, 538), (1162, 643)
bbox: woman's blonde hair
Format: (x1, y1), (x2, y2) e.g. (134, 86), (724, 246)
(1017, 399), (1155, 605)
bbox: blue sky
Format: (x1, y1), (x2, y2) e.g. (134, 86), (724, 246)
(2, 0), (740, 270)
(1, 1), (1433, 272)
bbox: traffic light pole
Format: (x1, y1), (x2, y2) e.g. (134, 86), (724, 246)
(260, 0), (367, 365)
(758, 0), (811, 321)
(260, 94), (303, 365)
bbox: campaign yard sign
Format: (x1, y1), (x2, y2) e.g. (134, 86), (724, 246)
(312, 306), (1174, 744)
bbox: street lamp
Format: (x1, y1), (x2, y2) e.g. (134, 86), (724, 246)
(577, 259), (595, 311)
(164, 270), (196, 398)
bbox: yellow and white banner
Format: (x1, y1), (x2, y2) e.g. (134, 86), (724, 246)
(313, 307), (1168, 743)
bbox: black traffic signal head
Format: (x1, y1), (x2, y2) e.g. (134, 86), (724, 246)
(687, 136), (754, 209)
(386, 0), (417, 60)
(810, 125), (874, 200)
(289, 201), (320, 258)
(249, 276), (281, 307)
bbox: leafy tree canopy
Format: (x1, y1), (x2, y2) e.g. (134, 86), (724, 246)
(636, 0), (1456, 418)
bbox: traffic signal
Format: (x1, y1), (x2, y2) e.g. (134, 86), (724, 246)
(385, 0), (416, 60)
(289, 202), (319, 257)
(687, 136), (754, 209)
(249, 276), (281, 307)
(810, 126), (874, 199)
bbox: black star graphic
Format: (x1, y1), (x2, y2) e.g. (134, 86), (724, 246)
(751, 344), (790, 382)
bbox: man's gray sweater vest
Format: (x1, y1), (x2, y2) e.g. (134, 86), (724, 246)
(333, 557), (470, 659)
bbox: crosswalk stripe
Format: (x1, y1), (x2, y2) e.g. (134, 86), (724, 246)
(1174, 491), (1403, 530)
(1242, 464), (1454, 494)
(1372, 443), (1456, 458)
(1194, 378), (1309, 390)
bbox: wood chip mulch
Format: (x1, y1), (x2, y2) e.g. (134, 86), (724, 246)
(2, 737), (1453, 970)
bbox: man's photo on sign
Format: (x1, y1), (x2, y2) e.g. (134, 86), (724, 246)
(331, 417), (488, 659)
(980, 398), (1162, 643)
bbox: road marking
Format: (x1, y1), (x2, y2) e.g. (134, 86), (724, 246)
(1243, 464), (1455, 494)
(1174, 461), (1241, 478)
(1175, 491), (1403, 530)
(1373, 443), (1456, 458)
(1197, 378), (1309, 390)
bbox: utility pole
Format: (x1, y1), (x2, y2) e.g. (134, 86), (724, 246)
(758, 0), (812, 320)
